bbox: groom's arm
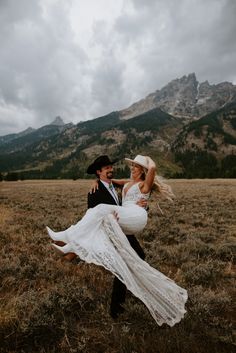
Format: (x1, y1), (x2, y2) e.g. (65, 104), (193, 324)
(87, 190), (100, 209)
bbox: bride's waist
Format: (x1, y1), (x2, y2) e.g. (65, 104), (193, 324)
(122, 201), (139, 206)
(121, 202), (147, 213)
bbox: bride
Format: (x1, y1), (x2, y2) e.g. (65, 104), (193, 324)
(46, 155), (187, 326)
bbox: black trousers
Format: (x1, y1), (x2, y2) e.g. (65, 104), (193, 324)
(110, 234), (145, 313)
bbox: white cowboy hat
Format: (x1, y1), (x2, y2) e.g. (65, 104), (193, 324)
(124, 155), (149, 169)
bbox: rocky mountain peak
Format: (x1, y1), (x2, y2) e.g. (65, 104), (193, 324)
(200, 80), (210, 87)
(173, 72), (198, 86)
(159, 73), (198, 96)
(120, 73), (236, 120)
(50, 116), (65, 126)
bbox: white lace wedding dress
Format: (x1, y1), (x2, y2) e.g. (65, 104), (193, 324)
(47, 183), (187, 326)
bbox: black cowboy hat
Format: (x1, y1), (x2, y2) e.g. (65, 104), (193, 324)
(86, 155), (118, 174)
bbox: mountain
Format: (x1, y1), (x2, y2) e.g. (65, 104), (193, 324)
(0, 116), (66, 149)
(0, 109), (183, 179)
(0, 73), (236, 180)
(172, 102), (236, 177)
(50, 116), (65, 126)
(0, 127), (35, 145)
(0, 120), (73, 154)
(120, 73), (236, 120)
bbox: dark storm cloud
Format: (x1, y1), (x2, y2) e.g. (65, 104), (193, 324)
(0, 0), (235, 135)
(114, 0), (236, 92)
(0, 0), (90, 134)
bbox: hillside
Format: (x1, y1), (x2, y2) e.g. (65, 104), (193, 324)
(0, 127), (35, 145)
(0, 109), (183, 179)
(172, 102), (236, 177)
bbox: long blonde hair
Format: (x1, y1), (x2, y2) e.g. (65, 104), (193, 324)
(152, 175), (175, 202)
(140, 168), (175, 213)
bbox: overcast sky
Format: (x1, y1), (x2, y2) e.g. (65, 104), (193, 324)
(0, 0), (235, 135)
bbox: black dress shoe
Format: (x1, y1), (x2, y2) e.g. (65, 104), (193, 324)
(110, 305), (125, 319)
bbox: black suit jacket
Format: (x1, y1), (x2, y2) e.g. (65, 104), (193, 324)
(87, 180), (121, 208)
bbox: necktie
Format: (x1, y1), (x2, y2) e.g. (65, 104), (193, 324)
(109, 183), (119, 204)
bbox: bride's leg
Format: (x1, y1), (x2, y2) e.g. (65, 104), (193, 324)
(91, 204), (119, 217)
(51, 242), (74, 254)
(54, 240), (66, 246)
(49, 204), (120, 256)
(62, 252), (77, 262)
(46, 226), (69, 243)
(52, 241), (77, 261)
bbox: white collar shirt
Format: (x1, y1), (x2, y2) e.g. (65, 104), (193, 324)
(100, 180), (119, 205)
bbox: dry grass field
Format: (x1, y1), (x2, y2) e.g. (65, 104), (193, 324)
(0, 179), (235, 353)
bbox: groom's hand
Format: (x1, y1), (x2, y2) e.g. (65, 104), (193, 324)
(136, 198), (148, 209)
(113, 211), (119, 221)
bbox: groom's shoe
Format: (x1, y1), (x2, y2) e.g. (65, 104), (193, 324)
(110, 305), (125, 319)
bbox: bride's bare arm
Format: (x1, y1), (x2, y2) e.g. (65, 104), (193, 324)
(141, 157), (156, 193)
(89, 179), (99, 193)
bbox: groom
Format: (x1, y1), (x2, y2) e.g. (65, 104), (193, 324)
(86, 155), (146, 319)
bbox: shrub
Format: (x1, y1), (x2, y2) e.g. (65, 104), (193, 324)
(183, 261), (225, 286)
(215, 241), (236, 263)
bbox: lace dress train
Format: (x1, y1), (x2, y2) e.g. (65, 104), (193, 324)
(47, 183), (187, 326)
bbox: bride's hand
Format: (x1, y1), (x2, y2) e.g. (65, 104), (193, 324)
(146, 156), (156, 169)
(136, 198), (148, 209)
(113, 211), (119, 221)
(89, 180), (99, 194)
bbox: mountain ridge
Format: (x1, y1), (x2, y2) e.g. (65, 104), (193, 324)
(0, 73), (236, 180)
(172, 102), (236, 177)
(120, 73), (236, 120)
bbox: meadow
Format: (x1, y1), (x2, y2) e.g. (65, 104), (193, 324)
(0, 179), (235, 353)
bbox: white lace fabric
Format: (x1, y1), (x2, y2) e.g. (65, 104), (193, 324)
(122, 182), (150, 204)
(49, 182), (188, 326)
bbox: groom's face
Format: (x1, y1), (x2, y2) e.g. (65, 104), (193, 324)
(97, 165), (114, 181)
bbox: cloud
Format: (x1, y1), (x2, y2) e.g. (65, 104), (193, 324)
(0, 0), (90, 134)
(0, 0), (235, 135)
(115, 0), (236, 90)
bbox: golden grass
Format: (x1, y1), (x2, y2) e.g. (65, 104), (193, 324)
(0, 179), (235, 353)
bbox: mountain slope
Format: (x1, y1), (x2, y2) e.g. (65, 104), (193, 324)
(172, 102), (236, 177)
(0, 127), (35, 146)
(0, 124), (72, 154)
